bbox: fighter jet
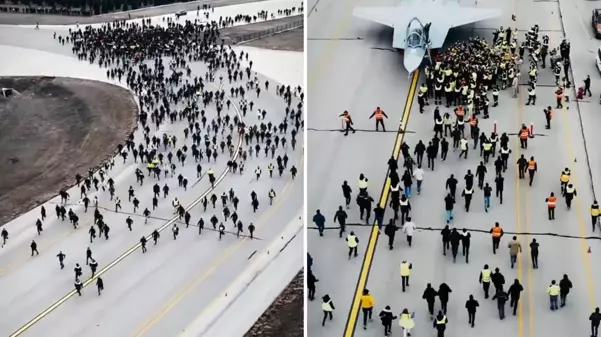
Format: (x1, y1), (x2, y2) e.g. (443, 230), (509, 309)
(353, 0), (502, 73)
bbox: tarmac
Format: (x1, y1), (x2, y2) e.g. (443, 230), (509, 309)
(0, 2), (303, 336)
(307, 0), (601, 337)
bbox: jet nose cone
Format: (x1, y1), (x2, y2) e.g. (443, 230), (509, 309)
(404, 48), (426, 74)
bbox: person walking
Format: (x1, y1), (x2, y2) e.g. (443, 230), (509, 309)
(465, 294), (479, 327)
(379, 305), (397, 336)
(321, 294), (335, 326)
(360, 289), (375, 329)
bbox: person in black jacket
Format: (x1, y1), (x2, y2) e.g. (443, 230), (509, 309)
(492, 288), (508, 319)
(590, 307), (601, 337)
(307, 270), (319, 301)
(438, 283), (452, 314)
(508, 279), (524, 315)
(465, 294), (479, 327)
(461, 229), (471, 263)
(384, 219), (399, 250)
(449, 228), (462, 262)
(441, 225), (451, 255)
(379, 305), (397, 336)
(423, 283), (438, 319)
(559, 274), (573, 307)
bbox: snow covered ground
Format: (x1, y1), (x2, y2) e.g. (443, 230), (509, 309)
(0, 1), (304, 336)
(0, 0), (303, 30)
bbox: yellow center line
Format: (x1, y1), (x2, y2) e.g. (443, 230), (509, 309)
(548, 6), (596, 310)
(129, 152), (304, 337)
(343, 72), (418, 337)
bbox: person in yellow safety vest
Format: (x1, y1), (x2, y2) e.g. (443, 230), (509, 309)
(207, 168), (215, 187)
(358, 173), (369, 195)
(419, 83), (428, 103)
(591, 200), (600, 232)
(267, 163), (275, 177)
(321, 294), (335, 326)
(346, 231), (359, 259)
(400, 260), (413, 292)
(399, 308), (415, 337)
(548, 280), (561, 311)
(518, 124), (530, 149)
(339, 110), (356, 136)
(172, 197), (180, 213)
(360, 289), (375, 329)
(546, 192), (557, 220)
(560, 168), (571, 195)
(527, 156), (537, 186)
(479, 264), (492, 298)
(565, 183), (577, 210)
(268, 188), (276, 205)
(433, 310), (448, 337)
(369, 107), (389, 132)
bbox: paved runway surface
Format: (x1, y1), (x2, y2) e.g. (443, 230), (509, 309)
(0, 3), (303, 336)
(307, 0), (601, 337)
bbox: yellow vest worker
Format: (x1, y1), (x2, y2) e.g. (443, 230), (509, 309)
(591, 201), (600, 231)
(479, 264), (492, 298)
(321, 294), (335, 326)
(399, 309), (415, 333)
(400, 260), (412, 292)
(346, 232), (359, 259)
(548, 281), (560, 310)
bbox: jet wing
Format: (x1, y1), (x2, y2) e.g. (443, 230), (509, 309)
(353, 5), (501, 49)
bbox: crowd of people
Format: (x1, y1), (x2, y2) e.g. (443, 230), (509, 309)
(4, 5), (304, 298)
(311, 18), (601, 337)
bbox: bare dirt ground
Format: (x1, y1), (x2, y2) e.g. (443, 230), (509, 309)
(220, 15), (304, 52)
(245, 270), (304, 337)
(0, 76), (137, 226)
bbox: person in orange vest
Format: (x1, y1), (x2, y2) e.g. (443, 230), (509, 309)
(369, 107), (388, 132)
(545, 192), (557, 220)
(544, 107), (553, 129)
(518, 124), (530, 149)
(468, 115), (479, 139)
(527, 156), (537, 186)
(555, 87), (564, 109)
(489, 222), (504, 254)
(339, 110), (356, 136)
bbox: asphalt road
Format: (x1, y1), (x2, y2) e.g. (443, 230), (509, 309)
(0, 17), (303, 337)
(307, 1), (601, 337)
(0, 0), (267, 25)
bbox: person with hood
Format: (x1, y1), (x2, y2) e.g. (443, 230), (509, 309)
(465, 294), (479, 327)
(508, 279), (524, 315)
(321, 294), (335, 326)
(433, 310), (448, 337)
(385, 219), (399, 250)
(399, 308), (415, 337)
(492, 287), (509, 319)
(401, 170), (413, 197)
(379, 305), (397, 336)
(437, 283), (452, 314)
(360, 289), (375, 329)
(590, 307), (601, 337)
(313, 210), (326, 236)
(559, 274), (573, 307)
(307, 270), (318, 301)
(422, 283), (438, 319)
(491, 267), (505, 294)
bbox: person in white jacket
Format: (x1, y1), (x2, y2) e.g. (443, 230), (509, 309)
(413, 166), (425, 195)
(403, 217), (417, 247)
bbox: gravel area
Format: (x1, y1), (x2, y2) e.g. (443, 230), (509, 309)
(0, 76), (137, 226)
(245, 270), (304, 337)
